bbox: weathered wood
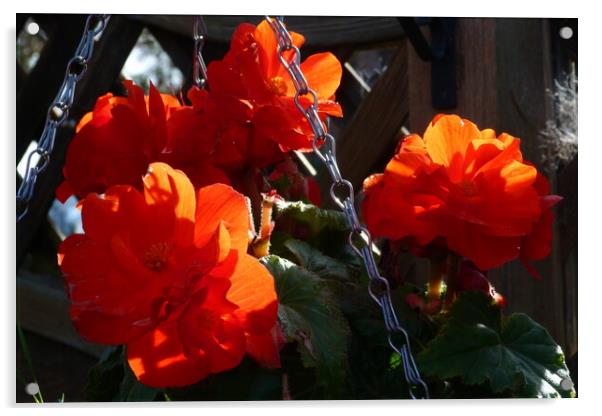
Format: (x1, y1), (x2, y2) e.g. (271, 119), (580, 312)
(336, 41), (409, 190)
(132, 15), (405, 48)
(16, 15), (87, 161)
(17, 62), (26, 95)
(489, 18), (568, 350)
(16, 16), (144, 268)
(407, 18), (497, 133)
(17, 270), (105, 357)
(557, 155), (578, 358)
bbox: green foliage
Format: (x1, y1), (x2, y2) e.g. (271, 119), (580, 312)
(284, 238), (356, 282)
(119, 362), (159, 402)
(274, 199), (348, 233)
(85, 346), (158, 402)
(165, 358), (282, 401)
(261, 255), (350, 398)
(417, 292), (575, 398)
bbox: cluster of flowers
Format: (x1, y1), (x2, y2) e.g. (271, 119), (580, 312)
(57, 20), (342, 388)
(56, 20), (342, 202)
(55, 19), (561, 389)
(362, 114), (561, 306)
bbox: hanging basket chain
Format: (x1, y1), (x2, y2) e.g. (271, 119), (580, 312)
(265, 15), (430, 400)
(16, 14), (111, 222)
(192, 16), (208, 88)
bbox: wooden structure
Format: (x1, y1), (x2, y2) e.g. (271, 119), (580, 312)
(16, 14), (577, 392)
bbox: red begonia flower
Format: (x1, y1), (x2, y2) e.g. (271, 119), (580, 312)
(362, 114), (561, 272)
(57, 81), (228, 202)
(206, 19), (343, 154)
(58, 162), (280, 387)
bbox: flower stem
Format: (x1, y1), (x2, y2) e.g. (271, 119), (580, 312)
(443, 254), (461, 310)
(426, 254), (446, 303)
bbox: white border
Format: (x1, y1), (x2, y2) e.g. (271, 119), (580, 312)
(2, 1), (598, 415)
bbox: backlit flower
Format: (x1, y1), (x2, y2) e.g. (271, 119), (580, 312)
(57, 81), (228, 202)
(207, 19), (343, 154)
(58, 162), (280, 387)
(362, 114), (561, 271)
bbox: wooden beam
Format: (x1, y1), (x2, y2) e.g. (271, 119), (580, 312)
(17, 270), (105, 357)
(16, 16), (144, 268)
(336, 40), (409, 190)
(407, 18), (497, 132)
(557, 155), (578, 358)
(131, 15), (405, 48)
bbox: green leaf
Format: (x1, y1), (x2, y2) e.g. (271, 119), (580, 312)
(417, 292), (575, 398)
(165, 357), (282, 401)
(118, 360), (159, 402)
(261, 255), (350, 398)
(85, 346), (159, 402)
(274, 200), (347, 234)
(284, 238), (355, 281)
(84, 347), (125, 402)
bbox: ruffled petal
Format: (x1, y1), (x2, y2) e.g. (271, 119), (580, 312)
(424, 114), (481, 176)
(194, 184), (251, 254)
(142, 162), (196, 246)
(299, 52), (342, 100)
(226, 253), (278, 334)
(127, 319), (210, 388)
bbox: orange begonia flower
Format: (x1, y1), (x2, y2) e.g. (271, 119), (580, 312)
(58, 163), (280, 387)
(56, 81), (228, 203)
(361, 114), (561, 272)
(206, 19), (343, 154)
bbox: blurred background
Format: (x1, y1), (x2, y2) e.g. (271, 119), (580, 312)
(16, 15), (577, 402)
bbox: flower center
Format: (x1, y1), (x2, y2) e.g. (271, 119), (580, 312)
(459, 180), (477, 197)
(267, 76), (287, 96)
(143, 242), (172, 272)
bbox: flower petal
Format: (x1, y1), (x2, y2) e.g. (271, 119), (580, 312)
(194, 184), (251, 254)
(127, 319), (210, 388)
(299, 52), (342, 100)
(226, 254), (278, 335)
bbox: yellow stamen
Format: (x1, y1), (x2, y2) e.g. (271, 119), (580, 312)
(144, 242), (172, 272)
(268, 76), (287, 96)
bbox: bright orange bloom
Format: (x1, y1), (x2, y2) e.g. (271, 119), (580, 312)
(362, 114), (561, 271)
(207, 19), (343, 154)
(57, 81), (228, 202)
(58, 163), (280, 387)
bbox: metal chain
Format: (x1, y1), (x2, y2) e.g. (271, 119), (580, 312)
(16, 14), (111, 222)
(265, 16), (429, 400)
(193, 16), (208, 88)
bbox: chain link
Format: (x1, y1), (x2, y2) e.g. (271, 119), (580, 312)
(266, 15), (429, 399)
(193, 16), (208, 88)
(16, 15), (110, 222)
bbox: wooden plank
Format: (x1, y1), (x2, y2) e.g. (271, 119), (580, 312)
(17, 271), (105, 358)
(16, 16), (144, 268)
(407, 18), (497, 133)
(16, 15), (87, 161)
(557, 155), (578, 358)
(131, 15), (405, 48)
(17, 62), (26, 95)
(337, 40), (409, 190)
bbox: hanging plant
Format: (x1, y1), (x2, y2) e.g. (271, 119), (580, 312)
(23, 16), (575, 401)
